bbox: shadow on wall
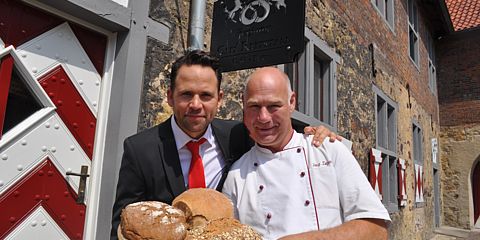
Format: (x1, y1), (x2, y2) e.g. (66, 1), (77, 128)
(472, 155), (480, 227)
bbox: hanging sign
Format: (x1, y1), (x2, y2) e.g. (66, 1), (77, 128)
(211, 0), (306, 72)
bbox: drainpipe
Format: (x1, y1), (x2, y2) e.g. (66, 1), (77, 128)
(187, 0), (206, 50)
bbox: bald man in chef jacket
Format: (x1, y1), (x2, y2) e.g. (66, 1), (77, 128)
(222, 67), (390, 240)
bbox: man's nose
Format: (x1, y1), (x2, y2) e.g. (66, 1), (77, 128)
(189, 95), (202, 109)
(257, 107), (271, 122)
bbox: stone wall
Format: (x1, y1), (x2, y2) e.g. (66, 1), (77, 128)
(440, 125), (480, 229)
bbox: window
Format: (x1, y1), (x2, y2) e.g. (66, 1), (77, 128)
(371, 0), (395, 29)
(3, 68), (42, 134)
(408, 0), (419, 65)
(427, 33), (437, 94)
(413, 123), (423, 165)
(413, 122), (424, 206)
(280, 27), (340, 131)
(373, 85), (398, 211)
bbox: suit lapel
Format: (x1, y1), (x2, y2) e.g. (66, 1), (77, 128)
(211, 119), (234, 191)
(211, 119), (232, 163)
(157, 117), (186, 197)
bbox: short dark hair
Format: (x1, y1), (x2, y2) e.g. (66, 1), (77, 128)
(169, 50), (222, 92)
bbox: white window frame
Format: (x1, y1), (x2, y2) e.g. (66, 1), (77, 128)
(408, 0), (420, 67)
(371, 0), (395, 30)
(279, 27), (340, 131)
(373, 85), (398, 212)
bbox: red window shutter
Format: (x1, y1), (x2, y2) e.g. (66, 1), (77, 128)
(369, 148), (383, 200)
(397, 158), (407, 206)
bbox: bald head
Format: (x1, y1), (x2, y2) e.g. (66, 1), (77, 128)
(244, 67), (292, 101)
(242, 67), (296, 152)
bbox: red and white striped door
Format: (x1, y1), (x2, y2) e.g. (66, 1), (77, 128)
(0, 1), (108, 239)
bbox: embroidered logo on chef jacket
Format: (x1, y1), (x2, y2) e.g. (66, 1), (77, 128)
(312, 160), (332, 167)
(308, 149), (333, 169)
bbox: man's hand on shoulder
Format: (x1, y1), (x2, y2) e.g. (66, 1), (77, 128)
(304, 125), (343, 147)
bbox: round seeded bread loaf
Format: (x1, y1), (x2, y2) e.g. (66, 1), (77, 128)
(119, 201), (187, 240)
(172, 188), (234, 229)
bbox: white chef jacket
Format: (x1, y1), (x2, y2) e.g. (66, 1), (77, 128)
(222, 131), (390, 240)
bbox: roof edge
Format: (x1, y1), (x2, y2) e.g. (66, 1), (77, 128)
(439, 0), (455, 34)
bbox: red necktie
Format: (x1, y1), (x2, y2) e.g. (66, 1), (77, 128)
(186, 138), (207, 188)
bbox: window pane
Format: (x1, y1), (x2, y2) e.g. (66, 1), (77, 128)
(379, 0), (385, 16)
(381, 154), (389, 203)
(409, 28), (418, 62)
(389, 156), (397, 204)
(387, 104), (396, 151)
(285, 61), (306, 114)
(285, 62), (296, 91)
(418, 128), (422, 163)
(314, 55), (331, 123)
(413, 125), (422, 165)
(413, 2), (418, 31)
(409, 29), (415, 59)
(3, 68), (42, 134)
(377, 97), (386, 148)
(314, 58), (322, 120)
(385, 0), (389, 21)
(408, 0), (414, 21)
(386, 0), (393, 25)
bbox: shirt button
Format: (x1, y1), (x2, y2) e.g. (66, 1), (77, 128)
(297, 148), (301, 153)
(259, 185), (264, 191)
(300, 172), (305, 177)
(266, 213), (272, 219)
(254, 162), (258, 167)
(305, 200), (311, 206)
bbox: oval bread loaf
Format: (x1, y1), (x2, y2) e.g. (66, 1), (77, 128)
(120, 201), (187, 240)
(172, 188), (234, 229)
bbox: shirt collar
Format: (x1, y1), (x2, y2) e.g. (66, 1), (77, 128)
(171, 115), (214, 150)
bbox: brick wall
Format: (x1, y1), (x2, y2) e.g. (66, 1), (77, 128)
(324, 0), (440, 124)
(437, 29), (480, 126)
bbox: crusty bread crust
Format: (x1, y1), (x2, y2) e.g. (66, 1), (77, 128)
(120, 201), (187, 240)
(172, 188), (234, 229)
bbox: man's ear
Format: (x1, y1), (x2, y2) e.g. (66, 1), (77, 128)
(218, 90), (224, 106)
(289, 92), (296, 112)
(167, 89), (173, 107)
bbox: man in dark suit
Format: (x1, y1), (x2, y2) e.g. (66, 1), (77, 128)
(111, 50), (336, 239)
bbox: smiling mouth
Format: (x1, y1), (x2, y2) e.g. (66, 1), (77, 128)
(256, 126), (276, 133)
(187, 115), (205, 119)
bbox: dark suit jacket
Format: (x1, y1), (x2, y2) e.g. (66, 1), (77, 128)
(110, 117), (252, 239)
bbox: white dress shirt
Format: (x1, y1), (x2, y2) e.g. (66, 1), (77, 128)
(222, 131), (390, 240)
(171, 116), (226, 189)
